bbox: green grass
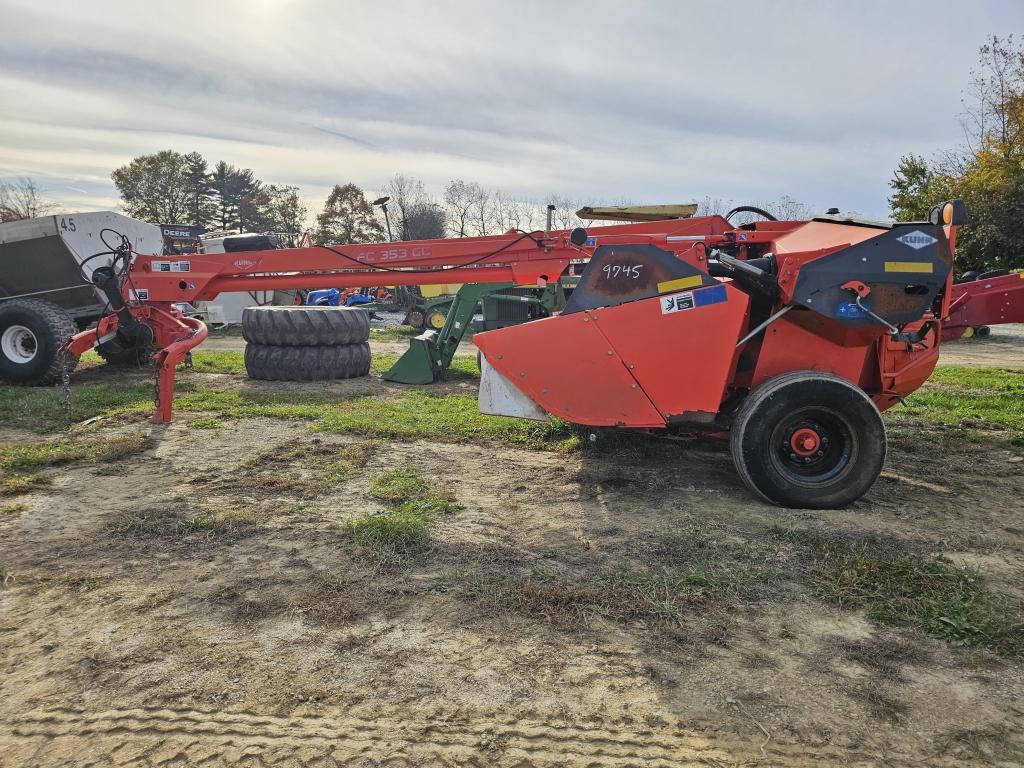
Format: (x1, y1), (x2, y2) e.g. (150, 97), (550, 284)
(369, 468), (461, 515)
(369, 352), (480, 379)
(247, 439), (374, 492)
(0, 381), (154, 432)
(109, 504), (261, 539)
(0, 435), (148, 498)
(313, 392), (579, 448)
(772, 528), (1024, 656)
(0, 474), (52, 496)
(370, 325), (418, 340)
(0, 502), (27, 515)
(188, 417), (225, 430)
(188, 350), (246, 375)
(899, 366), (1024, 433)
(452, 562), (778, 628)
(133, 348), (482, 380)
(348, 468), (461, 562)
(0, 435), (147, 473)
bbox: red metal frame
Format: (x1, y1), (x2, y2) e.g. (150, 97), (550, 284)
(63, 214), (961, 426)
(943, 271), (1024, 341)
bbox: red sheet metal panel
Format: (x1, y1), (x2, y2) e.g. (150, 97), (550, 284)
(475, 281), (749, 428)
(474, 311), (666, 428)
(751, 314), (875, 391)
(589, 282), (749, 421)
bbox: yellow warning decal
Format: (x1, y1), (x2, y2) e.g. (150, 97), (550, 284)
(657, 275), (704, 293)
(884, 261), (934, 273)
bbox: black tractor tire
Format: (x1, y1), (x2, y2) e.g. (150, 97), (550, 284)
(244, 342), (371, 381)
(975, 325), (992, 338)
(729, 371), (886, 509)
(241, 306), (370, 346)
(978, 269), (1010, 280)
(0, 298), (78, 385)
(405, 308), (426, 329)
(956, 270), (980, 284)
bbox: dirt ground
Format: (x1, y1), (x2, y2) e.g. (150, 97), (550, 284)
(940, 324), (1024, 368)
(1, 332), (1023, 767)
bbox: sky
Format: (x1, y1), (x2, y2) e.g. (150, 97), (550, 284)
(0, 0), (1021, 221)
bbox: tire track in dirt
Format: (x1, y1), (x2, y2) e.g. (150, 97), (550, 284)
(0, 704), (894, 767)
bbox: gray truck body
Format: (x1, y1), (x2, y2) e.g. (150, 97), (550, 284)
(0, 212), (164, 326)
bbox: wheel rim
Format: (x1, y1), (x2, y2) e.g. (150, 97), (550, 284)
(1, 325), (38, 364)
(427, 312), (446, 330)
(770, 407), (856, 486)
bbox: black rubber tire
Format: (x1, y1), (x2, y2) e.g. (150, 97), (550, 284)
(405, 308), (425, 329)
(729, 371), (886, 509)
(956, 270), (980, 284)
(241, 306), (370, 346)
(0, 298), (79, 385)
(978, 269), (1010, 280)
(244, 342), (371, 381)
(975, 325), (992, 338)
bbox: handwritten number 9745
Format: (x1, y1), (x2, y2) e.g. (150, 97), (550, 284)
(602, 264), (642, 280)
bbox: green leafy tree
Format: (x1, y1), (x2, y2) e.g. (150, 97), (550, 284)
(889, 35), (1024, 274)
(888, 154), (938, 221)
(315, 183), (385, 245)
(111, 150), (191, 224)
(265, 185), (309, 235)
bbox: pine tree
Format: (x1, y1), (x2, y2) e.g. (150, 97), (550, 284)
(182, 152), (216, 228)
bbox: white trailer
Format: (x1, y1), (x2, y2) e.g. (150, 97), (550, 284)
(0, 212), (164, 384)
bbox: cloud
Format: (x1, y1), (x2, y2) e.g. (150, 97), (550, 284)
(0, 0), (1020, 218)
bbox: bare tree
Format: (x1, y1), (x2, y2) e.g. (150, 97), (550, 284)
(546, 195), (580, 230)
(764, 195), (813, 220)
(492, 191), (544, 232)
(443, 179), (477, 237)
(0, 176), (53, 221)
(696, 196), (734, 217)
(961, 34), (1024, 155)
(468, 183), (491, 236)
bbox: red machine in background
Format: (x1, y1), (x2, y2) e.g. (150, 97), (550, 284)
(61, 200), (967, 509)
(943, 270), (1024, 340)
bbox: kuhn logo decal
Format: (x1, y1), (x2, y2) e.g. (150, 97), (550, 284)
(233, 258), (260, 270)
(896, 230), (937, 250)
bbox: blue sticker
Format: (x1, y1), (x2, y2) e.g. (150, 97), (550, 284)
(585, 236), (597, 247)
(838, 302), (867, 317)
(693, 284), (728, 307)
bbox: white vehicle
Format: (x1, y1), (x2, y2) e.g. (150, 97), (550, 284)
(0, 212), (164, 384)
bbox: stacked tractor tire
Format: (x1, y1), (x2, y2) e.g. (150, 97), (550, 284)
(242, 306), (371, 381)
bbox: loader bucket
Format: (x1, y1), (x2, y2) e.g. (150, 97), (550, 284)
(383, 331), (442, 384)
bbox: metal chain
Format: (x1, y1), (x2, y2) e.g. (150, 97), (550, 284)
(153, 360), (161, 411)
(58, 354), (73, 431)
